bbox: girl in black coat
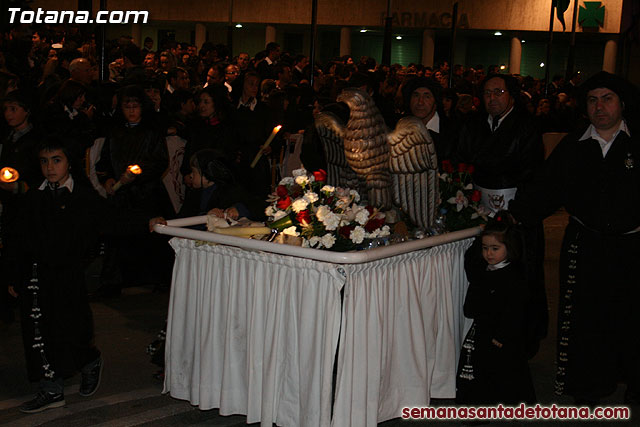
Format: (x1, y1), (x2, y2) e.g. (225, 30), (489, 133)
(456, 213), (536, 406)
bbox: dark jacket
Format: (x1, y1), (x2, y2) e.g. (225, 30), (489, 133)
(455, 108), (544, 190)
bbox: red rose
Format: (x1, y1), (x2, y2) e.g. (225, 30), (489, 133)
(290, 184), (302, 199)
(458, 163), (467, 173)
(339, 225), (354, 239)
(442, 160), (454, 173)
(365, 217), (385, 233)
(471, 190), (482, 202)
(296, 210), (311, 225)
(276, 185), (289, 198)
(467, 165), (475, 175)
(276, 196), (292, 210)
(313, 169), (327, 182)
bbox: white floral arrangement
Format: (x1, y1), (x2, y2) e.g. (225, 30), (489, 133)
(266, 168), (390, 251)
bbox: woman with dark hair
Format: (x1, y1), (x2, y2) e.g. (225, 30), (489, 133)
(93, 85), (169, 296)
(43, 79), (96, 162)
(180, 84), (234, 179)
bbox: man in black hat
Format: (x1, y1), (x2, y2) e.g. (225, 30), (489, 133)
(402, 77), (457, 170)
(510, 71), (640, 405)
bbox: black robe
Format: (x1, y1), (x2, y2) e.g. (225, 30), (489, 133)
(510, 127), (640, 399)
(456, 261), (536, 405)
(8, 181), (114, 381)
(456, 109), (548, 357)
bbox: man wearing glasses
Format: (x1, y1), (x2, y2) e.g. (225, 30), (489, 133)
(456, 73), (547, 360)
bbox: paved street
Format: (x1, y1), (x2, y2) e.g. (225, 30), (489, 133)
(0, 211), (637, 425)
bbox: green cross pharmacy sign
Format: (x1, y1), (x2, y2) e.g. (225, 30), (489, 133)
(579, 1), (605, 28)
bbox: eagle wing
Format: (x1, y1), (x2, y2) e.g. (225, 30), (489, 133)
(387, 116), (439, 229)
(315, 111), (362, 190)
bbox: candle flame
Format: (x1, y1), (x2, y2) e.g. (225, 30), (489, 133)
(128, 164), (142, 175)
(0, 167), (19, 183)
(274, 125), (282, 132)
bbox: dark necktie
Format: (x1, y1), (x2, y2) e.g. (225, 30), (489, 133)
(492, 116), (500, 132)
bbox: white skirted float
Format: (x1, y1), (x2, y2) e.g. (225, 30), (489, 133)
(153, 90), (487, 426)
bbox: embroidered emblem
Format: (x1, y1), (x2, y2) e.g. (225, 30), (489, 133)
(625, 152), (634, 170)
(489, 194), (505, 210)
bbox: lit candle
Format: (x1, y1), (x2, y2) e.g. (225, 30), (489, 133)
(0, 167), (19, 183)
(112, 164), (142, 192)
(250, 125), (282, 168)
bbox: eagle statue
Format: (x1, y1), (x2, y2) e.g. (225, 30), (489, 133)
(314, 88), (439, 230)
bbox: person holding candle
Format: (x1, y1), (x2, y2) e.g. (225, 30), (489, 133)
(230, 71), (273, 198)
(1, 90), (42, 323)
(93, 85), (170, 298)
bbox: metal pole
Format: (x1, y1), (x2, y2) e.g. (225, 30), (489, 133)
(544, 0), (555, 96)
(448, 2), (458, 88)
(227, 0), (234, 57)
(310, 0), (318, 88)
(565, 0), (579, 80)
(99, 0), (107, 83)
(382, 0), (392, 65)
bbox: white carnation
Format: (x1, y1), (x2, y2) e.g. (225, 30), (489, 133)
(335, 197), (350, 210)
(292, 168), (307, 177)
(350, 226), (366, 244)
(349, 189), (361, 202)
(320, 185), (335, 193)
(283, 226), (300, 236)
(265, 205), (276, 217)
(320, 233), (336, 249)
(379, 225), (391, 237)
(355, 207), (370, 225)
(304, 191), (319, 204)
(295, 175), (309, 186)
(279, 177), (294, 186)
(316, 205), (330, 221)
(291, 198), (309, 213)
(273, 210), (287, 220)
(322, 212), (341, 231)
(308, 236), (321, 247)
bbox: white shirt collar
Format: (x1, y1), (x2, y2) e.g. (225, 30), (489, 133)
(39, 175), (74, 193)
(64, 105), (78, 120)
(487, 106), (514, 132)
(487, 259), (510, 271)
(579, 120), (630, 157)
(425, 111), (440, 133)
(238, 97), (257, 111)
(224, 81), (233, 92)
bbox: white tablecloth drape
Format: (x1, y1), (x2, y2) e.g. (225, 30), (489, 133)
(164, 237), (473, 427)
(332, 239), (473, 426)
(164, 238), (344, 427)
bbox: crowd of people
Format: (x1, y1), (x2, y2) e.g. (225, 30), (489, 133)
(1, 21), (638, 415)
